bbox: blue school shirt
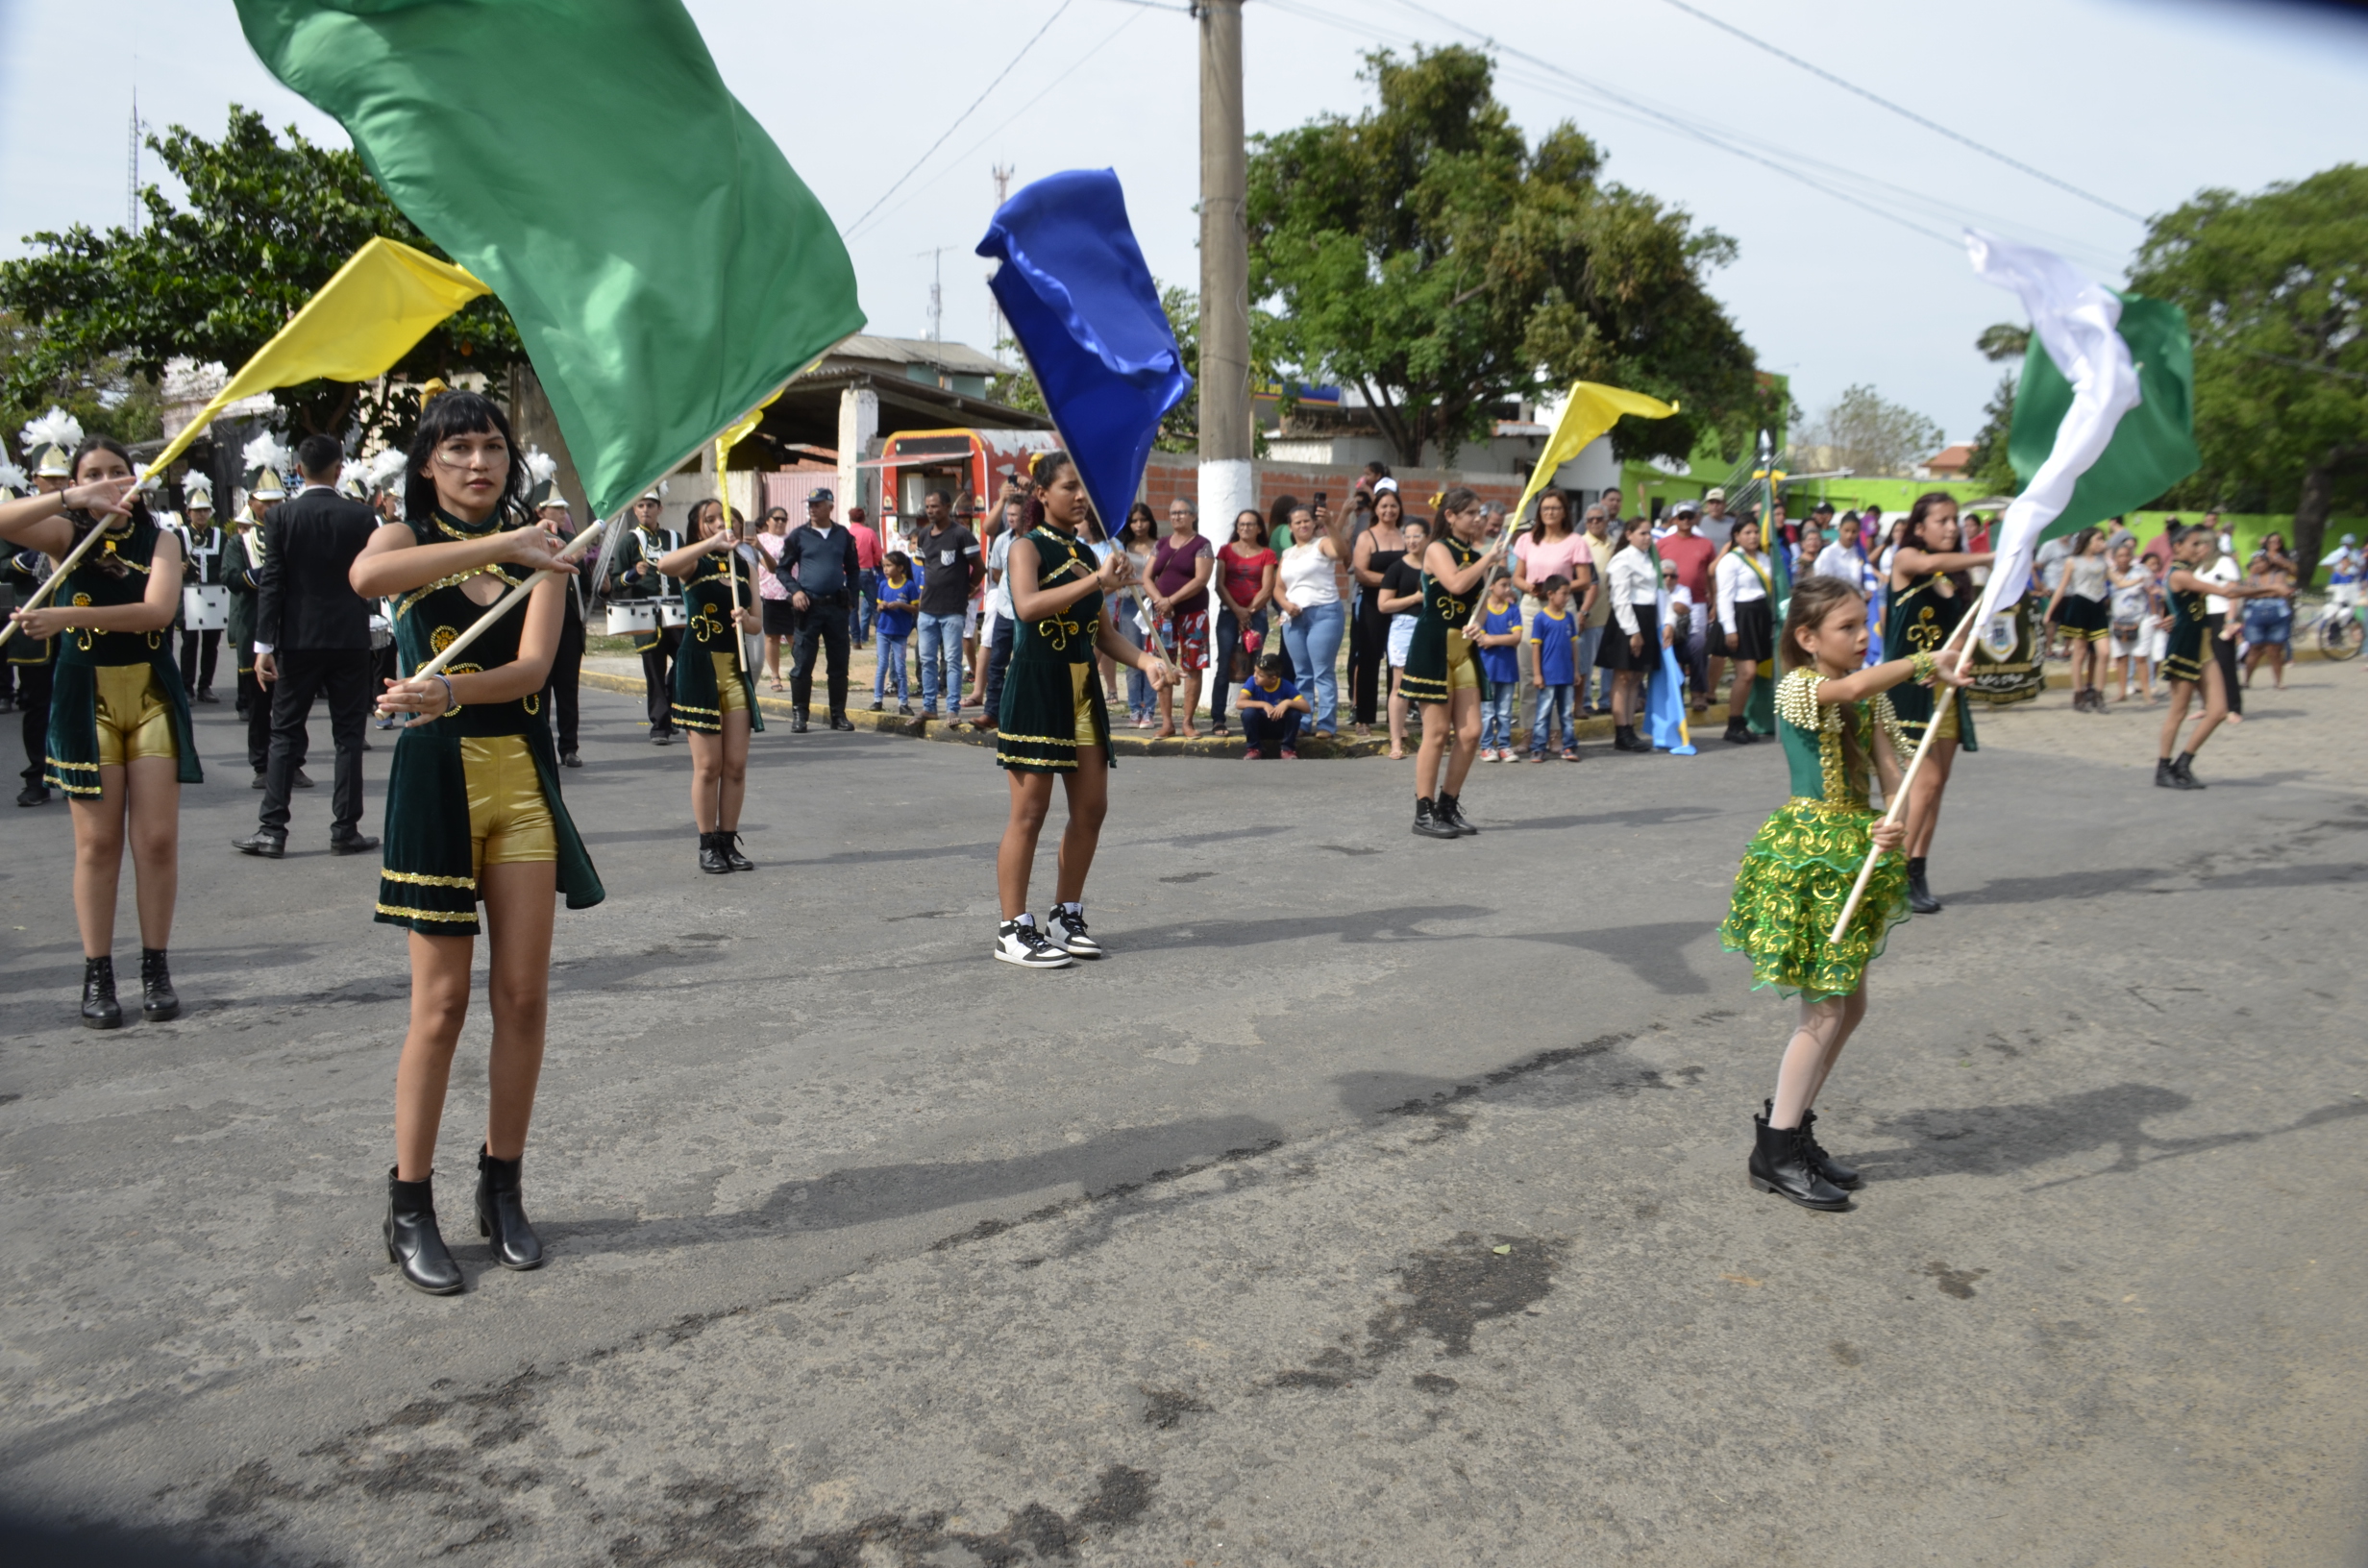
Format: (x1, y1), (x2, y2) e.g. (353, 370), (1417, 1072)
(876, 575), (920, 638)
(1530, 606), (1578, 685)
(1479, 602), (1523, 683)
(1239, 674), (1301, 709)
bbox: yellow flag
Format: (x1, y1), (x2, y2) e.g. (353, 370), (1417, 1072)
(147, 236), (488, 478)
(1514, 381), (1679, 526)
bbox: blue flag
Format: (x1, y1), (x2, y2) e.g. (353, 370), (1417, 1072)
(1647, 643), (1696, 755)
(976, 170), (1192, 533)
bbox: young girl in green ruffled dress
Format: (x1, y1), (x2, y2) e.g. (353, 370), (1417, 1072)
(1717, 574), (1967, 1211)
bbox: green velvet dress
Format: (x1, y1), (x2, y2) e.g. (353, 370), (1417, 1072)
(374, 511), (603, 935)
(2160, 573), (2208, 685)
(1885, 572), (1978, 751)
(996, 527), (1112, 773)
(1717, 669), (1913, 1000)
(1401, 536), (1481, 705)
(668, 548), (763, 734)
(44, 516), (203, 798)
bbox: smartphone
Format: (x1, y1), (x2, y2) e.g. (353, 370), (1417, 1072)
(1313, 491), (1328, 508)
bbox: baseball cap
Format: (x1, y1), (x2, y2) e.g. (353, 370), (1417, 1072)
(1705, 487), (1726, 502)
(808, 488), (834, 503)
(1672, 500), (1699, 516)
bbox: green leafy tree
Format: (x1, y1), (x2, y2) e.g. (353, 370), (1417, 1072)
(2128, 164), (2368, 582)
(1963, 322), (2029, 495)
(0, 109), (521, 447)
(1, 308), (162, 451)
(1245, 44), (1769, 468)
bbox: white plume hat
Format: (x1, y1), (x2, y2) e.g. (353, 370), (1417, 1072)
(242, 431), (293, 501)
(185, 473), (215, 507)
(0, 458), (28, 496)
(22, 406), (84, 478)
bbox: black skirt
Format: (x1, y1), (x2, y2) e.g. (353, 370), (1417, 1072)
(1729, 597), (1774, 662)
(2057, 593), (2109, 635)
(760, 597), (799, 637)
(1597, 602), (1661, 672)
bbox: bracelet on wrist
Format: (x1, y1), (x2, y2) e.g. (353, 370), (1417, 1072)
(1909, 649), (1938, 685)
(434, 674), (458, 717)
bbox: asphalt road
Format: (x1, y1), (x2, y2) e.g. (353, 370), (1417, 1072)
(2, 663), (2364, 1567)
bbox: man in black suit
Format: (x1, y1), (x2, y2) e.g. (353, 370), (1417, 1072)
(234, 434), (382, 859)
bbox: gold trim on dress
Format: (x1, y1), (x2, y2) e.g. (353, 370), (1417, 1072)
(382, 869), (477, 890)
(375, 901), (481, 923)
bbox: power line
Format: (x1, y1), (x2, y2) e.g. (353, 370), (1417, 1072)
(840, 0), (1077, 239)
(1656, 0), (2146, 224)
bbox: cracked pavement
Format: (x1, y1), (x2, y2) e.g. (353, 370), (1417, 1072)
(3, 666), (2365, 1566)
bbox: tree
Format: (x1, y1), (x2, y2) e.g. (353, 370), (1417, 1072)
(0, 109), (520, 447)
(1, 309), (162, 451)
(2128, 164), (2368, 584)
(1962, 322), (2029, 495)
(1798, 383), (1944, 478)
(1246, 45), (1769, 469)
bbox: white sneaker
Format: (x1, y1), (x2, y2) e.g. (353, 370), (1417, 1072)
(1048, 904), (1102, 959)
(995, 918), (1073, 968)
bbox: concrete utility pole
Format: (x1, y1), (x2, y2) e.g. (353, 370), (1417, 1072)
(1196, 0), (1251, 548)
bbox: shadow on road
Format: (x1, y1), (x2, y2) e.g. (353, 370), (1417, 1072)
(1862, 1083), (2368, 1185)
(1510, 919), (1719, 994)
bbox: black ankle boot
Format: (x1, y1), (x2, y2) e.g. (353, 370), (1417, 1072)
(2155, 757), (2181, 789)
(1617, 724), (1648, 752)
(2171, 751), (2206, 790)
(81, 956), (122, 1030)
(385, 1167), (464, 1294)
(1436, 793), (1478, 836)
(1723, 716), (1756, 745)
(475, 1145), (544, 1270)
(1413, 797), (1457, 839)
(1747, 1113), (1850, 1211)
(1765, 1099), (1862, 1190)
(1907, 856), (1941, 915)
(699, 831), (732, 874)
(138, 947), (179, 1022)
(720, 831), (754, 872)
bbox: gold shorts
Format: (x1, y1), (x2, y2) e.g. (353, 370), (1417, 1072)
(1070, 662), (1097, 746)
(1446, 629), (1480, 695)
(460, 734), (556, 873)
(1931, 693), (1961, 743)
(714, 651), (748, 716)
(93, 663), (180, 768)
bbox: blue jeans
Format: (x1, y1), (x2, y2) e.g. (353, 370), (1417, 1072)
(1118, 609), (1152, 720)
(917, 611), (964, 713)
(1531, 684), (1575, 753)
(1480, 685), (1517, 750)
(874, 630), (911, 703)
(1210, 604), (1266, 726)
(1280, 599), (1346, 734)
(1241, 704), (1302, 755)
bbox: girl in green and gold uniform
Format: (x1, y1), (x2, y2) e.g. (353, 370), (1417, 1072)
(1883, 493), (1994, 915)
(1403, 486), (1507, 840)
(990, 451), (1170, 969)
(657, 498), (763, 874)
(2, 438), (199, 1029)
(2154, 523), (2286, 790)
(1719, 573), (1969, 1211)
(354, 390), (602, 1296)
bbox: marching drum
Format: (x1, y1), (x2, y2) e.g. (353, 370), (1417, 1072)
(658, 599), (688, 628)
(182, 584), (230, 631)
(605, 601), (658, 636)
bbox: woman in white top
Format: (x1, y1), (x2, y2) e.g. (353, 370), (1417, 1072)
(2041, 527), (2113, 712)
(1712, 515), (1774, 745)
(752, 505), (794, 691)
(1595, 515), (1665, 752)
(1111, 504), (1161, 724)
(1275, 503), (1347, 736)
(2196, 540), (2245, 722)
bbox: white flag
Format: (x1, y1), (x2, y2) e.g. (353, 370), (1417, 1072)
(1963, 231), (2142, 638)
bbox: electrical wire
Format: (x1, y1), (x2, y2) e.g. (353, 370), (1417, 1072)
(840, 0), (1077, 239)
(844, 5), (1149, 243)
(1656, 0), (2146, 224)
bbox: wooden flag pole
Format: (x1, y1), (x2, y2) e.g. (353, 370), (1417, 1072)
(1824, 605), (1985, 943)
(0, 508), (125, 650)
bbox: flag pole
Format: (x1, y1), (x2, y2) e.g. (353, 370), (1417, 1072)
(381, 509), (625, 712)
(0, 510), (124, 650)
(1824, 605), (1985, 942)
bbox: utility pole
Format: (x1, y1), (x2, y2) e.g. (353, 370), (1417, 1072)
(990, 164), (1015, 356)
(1196, 0), (1251, 549)
(915, 247), (948, 343)
(127, 90), (144, 233)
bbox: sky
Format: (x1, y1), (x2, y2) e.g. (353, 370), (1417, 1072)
(3, 0), (2365, 448)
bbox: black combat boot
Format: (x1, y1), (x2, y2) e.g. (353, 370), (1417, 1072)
(720, 831), (754, 872)
(1747, 1113), (1850, 1211)
(1907, 856), (1941, 915)
(1413, 798), (1458, 840)
(81, 956), (122, 1030)
(1765, 1099), (1862, 1190)
(699, 831), (732, 874)
(2170, 752), (2206, 790)
(138, 947), (179, 1022)
(1435, 793), (1479, 836)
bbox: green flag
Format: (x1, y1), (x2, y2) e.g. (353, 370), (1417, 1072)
(2007, 292), (2198, 537)
(235, 0), (864, 516)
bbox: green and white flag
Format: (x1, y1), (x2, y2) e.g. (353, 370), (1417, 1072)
(1965, 230), (2198, 638)
(236, 0), (865, 517)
